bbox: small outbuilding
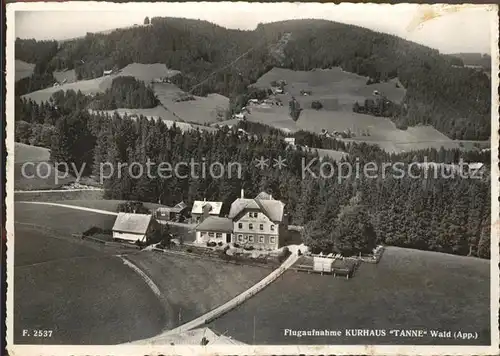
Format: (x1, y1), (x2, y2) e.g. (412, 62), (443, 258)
(112, 212), (159, 244)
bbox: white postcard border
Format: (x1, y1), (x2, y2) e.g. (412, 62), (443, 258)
(5, 2), (500, 355)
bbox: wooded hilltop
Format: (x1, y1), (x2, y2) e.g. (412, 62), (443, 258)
(15, 17), (491, 140)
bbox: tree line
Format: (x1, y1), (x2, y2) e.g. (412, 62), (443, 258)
(14, 89), (490, 258)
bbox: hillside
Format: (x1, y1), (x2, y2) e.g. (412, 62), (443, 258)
(15, 60), (35, 82)
(449, 52), (491, 70)
(15, 17), (490, 140)
(209, 246), (490, 345)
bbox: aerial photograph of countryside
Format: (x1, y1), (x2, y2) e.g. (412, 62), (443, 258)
(10, 2), (494, 348)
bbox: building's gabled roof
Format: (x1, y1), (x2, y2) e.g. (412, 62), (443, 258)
(191, 201), (223, 215)
(229, 196), (285, 223)
(171, 201), (188, 213)
(196, 217), (233, 232)
(256, 199), (285, 222)
(228, 198), (259, 219)
(113, 212), (152, 234)
(156, 201), (188, 214)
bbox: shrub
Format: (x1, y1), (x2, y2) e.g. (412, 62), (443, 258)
(311, 101), (323, 110)
(298, 249), (302, 256)
(186, 248), (193, 253)
(233, 243), (240, 248)
(206, 241), (217, 247)
(278, 246), (291, 263)
(218, 242), (223, 246)
(244, 245), (255, 251)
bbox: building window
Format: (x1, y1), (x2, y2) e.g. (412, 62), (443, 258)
(201, 232), (207, 237)
(270, 236), (276, 244)
(238, 234), (243, 242)
(249, 223), (253, 230)
(270, 225), (275, 231)
(259, 224), (264, 230)
(208, 232), (215, 237)
(249, 235), (254, 242)
(238, 223), (243, 229)
(259, 235), (264, 243)
(216, 233), (222, 239)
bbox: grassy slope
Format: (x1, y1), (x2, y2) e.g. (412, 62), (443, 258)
(209, 246), (490, 345)
(15, 60), (35, 82)
(14, 225), (166, 344)
(53, 69), (77, 84)
(14, 202), (268, 343)
(14, 142), (76, 190)
(248, 67), (465, 153)
(14, 203), (116, 235)
(153, 83), (229, 124)
(21, 63), (181, 104)
(126, 252), (269, 330)
(14, 142), (50, 163)
(20, 60), (229, 125)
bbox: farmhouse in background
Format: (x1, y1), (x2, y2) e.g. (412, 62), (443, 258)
(103, 69), (113, 76)
(112, 212), (159, 243)
(191, 199), (223, 223)
(284, 137), (296, 146)
(155, 201), (189, 222)
(195, 190), (288, 250)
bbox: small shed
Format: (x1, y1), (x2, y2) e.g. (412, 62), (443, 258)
(156, 201), (189, 222)
(112, 212), (159, 243)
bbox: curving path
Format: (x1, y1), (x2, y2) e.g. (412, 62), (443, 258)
(132, 252), (299, 344)
(16, 201), (300, 345)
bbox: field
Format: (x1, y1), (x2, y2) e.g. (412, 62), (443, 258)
(15, 60), (35, 82)
(252, 67), (406, 109)
(14, 202), (116, 235)
(14, 142), (76, 190)
(209, 246), (490, 345)
(53, 69), (77, 84)
(22, 63), (181, 105)
(247, 67), (470, 153)
(14, 142), (50, 162)
(14, 202), (269, 343)
(14, 189), (104, 202)
(153, 83), (229, 124)
(125, 252), (269, 329)
(14, 224), (166, 344)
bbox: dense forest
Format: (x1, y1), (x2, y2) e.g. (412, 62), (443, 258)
(15, 17), (491, 140)
(14, 90), (491, 258)
(90, 76), (159, 110)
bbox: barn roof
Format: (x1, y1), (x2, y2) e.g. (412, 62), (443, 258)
(112, 213), (152, 234)
(196, 217), (233, 232)
(191, 200), (223, 215)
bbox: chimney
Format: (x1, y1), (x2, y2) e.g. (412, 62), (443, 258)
(241, 189), (244, 199)
(269, 194), (272, 200)
(203, 197), (206, 202)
